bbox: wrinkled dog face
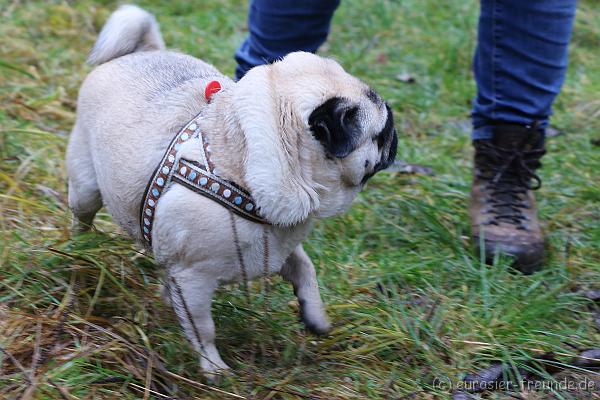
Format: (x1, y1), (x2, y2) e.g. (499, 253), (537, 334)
(309, 92), (397, 186)
(269, 52), (398, 218)
(308, 93), (398, 217)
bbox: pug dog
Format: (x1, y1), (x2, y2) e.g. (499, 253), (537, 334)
(67, 5), (397, 380)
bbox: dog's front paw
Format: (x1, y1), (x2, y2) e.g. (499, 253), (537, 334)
(303, 318), (332, 336)
(299, 299), (331, 336)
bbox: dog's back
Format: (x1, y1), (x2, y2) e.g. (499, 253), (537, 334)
(67, 5), (224, 237)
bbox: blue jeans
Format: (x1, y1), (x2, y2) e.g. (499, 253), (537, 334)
(234, 0), (576, 140)
(234, 0), (340, 80)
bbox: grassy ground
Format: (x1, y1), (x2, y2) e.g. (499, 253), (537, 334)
(1, 0), (599, 398)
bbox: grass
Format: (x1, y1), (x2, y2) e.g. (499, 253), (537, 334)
(1, 0), (599, 398)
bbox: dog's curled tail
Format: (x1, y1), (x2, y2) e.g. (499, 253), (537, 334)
(87, 5), (165, 66)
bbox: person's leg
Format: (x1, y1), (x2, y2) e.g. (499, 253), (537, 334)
(470, 0), (577, 272)
(234, 0), (340, 80)
(472, 0), (577, 139)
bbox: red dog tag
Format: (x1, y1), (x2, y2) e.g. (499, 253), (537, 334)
(204, 80), (222, 102)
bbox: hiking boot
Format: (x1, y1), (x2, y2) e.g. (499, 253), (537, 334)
(469, 123), (547, 273)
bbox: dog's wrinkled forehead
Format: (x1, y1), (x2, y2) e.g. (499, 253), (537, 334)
(272, 52), (368, 106)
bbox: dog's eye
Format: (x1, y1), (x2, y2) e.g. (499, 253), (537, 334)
(343, 107), (358, 127)
(373, 134), (384, 148)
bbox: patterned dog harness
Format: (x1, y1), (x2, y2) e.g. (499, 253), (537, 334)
(140, 81), (269, 247)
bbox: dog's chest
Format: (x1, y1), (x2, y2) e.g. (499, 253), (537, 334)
(222, 222), (312, 283)
(152, 186), (312, 282)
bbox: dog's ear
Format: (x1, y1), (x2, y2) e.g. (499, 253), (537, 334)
(309, 97), (360, 158)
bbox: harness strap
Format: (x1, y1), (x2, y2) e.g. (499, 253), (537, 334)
(172, 159), (266, 224)
(140, 84), (269, 247)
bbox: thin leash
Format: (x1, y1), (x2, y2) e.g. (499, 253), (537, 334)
(229, 210), (273, 393)
(169, 276), (205, 353)
(228, 210), (251, 305)
(228, 210), (272, 311)
(261, 226), (271, 314)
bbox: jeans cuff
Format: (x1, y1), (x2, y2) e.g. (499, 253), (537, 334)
(472, 120), (548, 141)
(472, 125), (495, 140)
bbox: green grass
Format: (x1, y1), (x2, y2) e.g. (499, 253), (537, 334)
(1, 0), (599, 398)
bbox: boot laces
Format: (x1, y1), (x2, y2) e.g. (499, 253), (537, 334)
(476, 141), (545, 229)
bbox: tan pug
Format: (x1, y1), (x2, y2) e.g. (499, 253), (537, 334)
(67, 5), (397, 380)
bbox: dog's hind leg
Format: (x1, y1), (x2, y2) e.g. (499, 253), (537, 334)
(281, 244), (331, 335)
(167, 266), (230, 382)
(66, 123), (103, 233)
